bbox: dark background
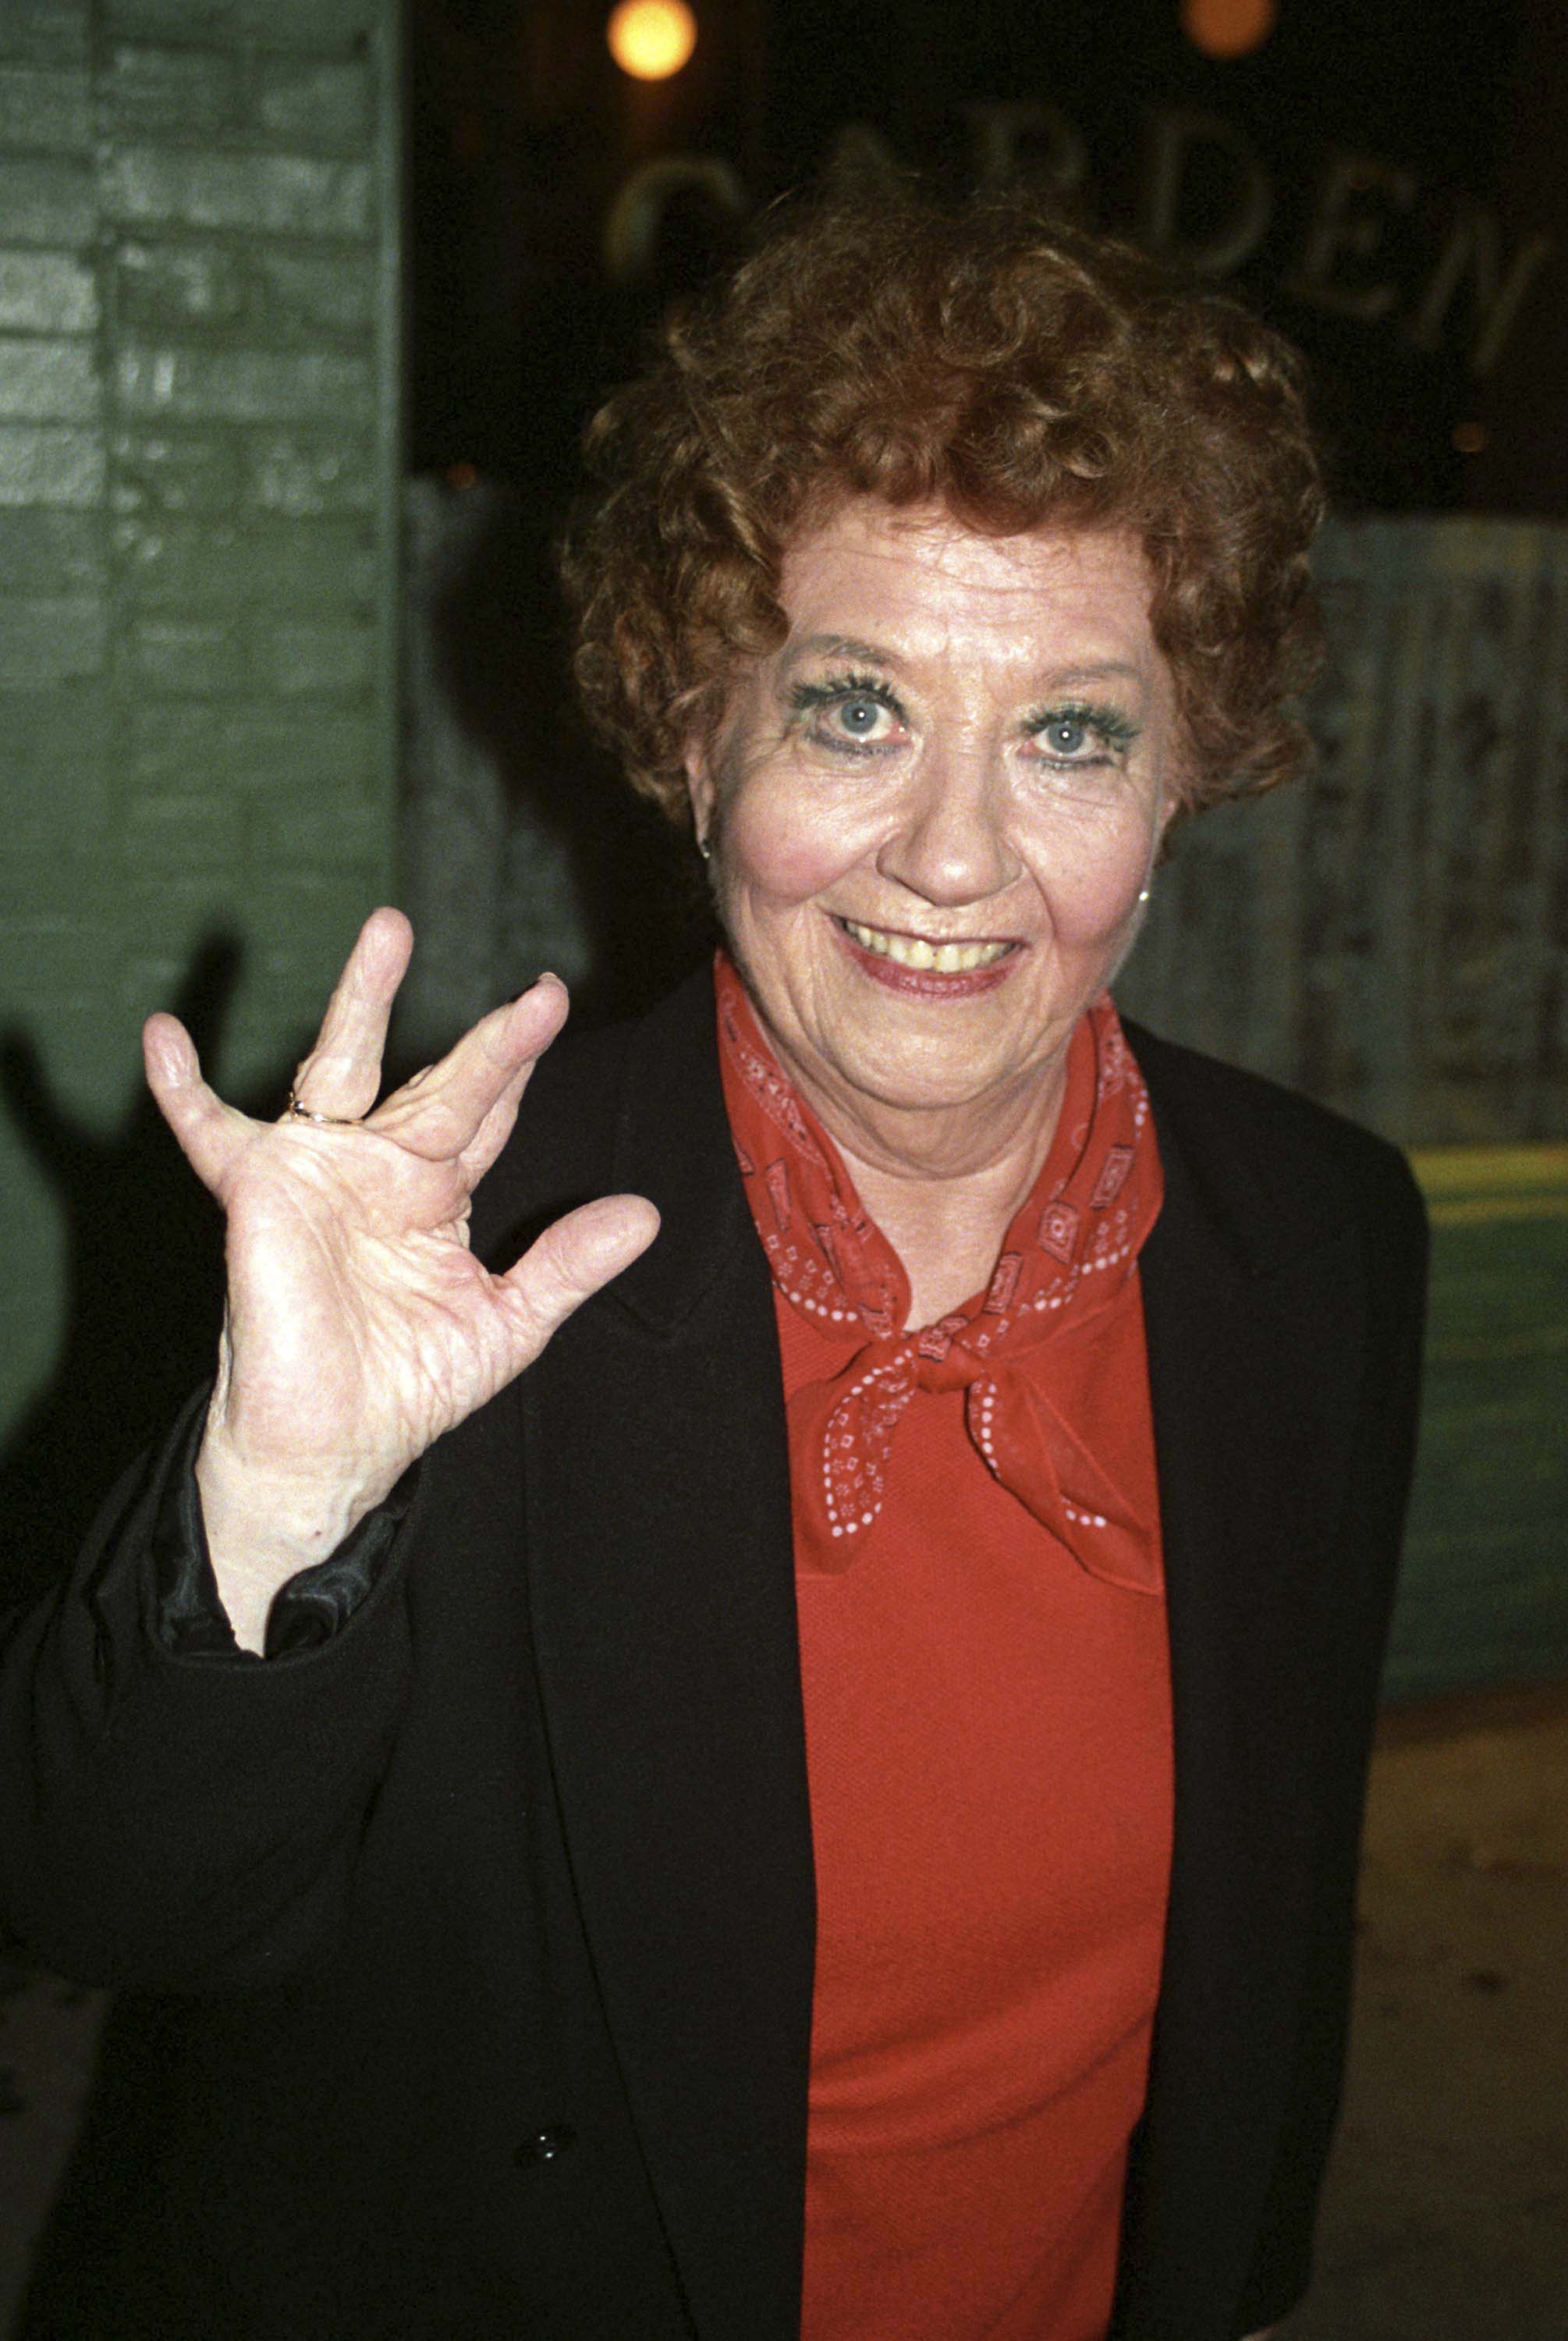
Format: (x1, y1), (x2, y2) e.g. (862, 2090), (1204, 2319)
(408, 0), (1567, 517)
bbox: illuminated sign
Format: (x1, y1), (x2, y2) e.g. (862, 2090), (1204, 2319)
(605, 102), (1552, 379)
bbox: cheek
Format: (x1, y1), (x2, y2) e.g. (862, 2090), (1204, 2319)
(1029, 806), (1159, 945)
(721, 779), (867, 911)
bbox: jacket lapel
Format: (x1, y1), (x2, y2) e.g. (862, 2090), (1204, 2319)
(520, 973), (815, 2341)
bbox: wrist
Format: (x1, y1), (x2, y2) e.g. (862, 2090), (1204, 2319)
(194, 1424), (374, 1654)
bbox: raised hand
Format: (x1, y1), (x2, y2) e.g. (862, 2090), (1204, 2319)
(143, 908), (658, 1649)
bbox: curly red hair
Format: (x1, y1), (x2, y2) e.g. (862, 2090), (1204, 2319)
(563, 192), (1325, 823)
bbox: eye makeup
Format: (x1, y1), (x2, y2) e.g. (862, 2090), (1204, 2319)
(782, 673), (1144, 770)
(1023, 701), (1142, 764)
(786, 670), (906, 755)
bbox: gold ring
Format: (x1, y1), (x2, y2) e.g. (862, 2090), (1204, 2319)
(286, 1089), (359, 1127)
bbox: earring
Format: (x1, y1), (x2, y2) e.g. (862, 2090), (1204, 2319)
(697, 834), (712, 861)
(1137, 884), (1151, 905)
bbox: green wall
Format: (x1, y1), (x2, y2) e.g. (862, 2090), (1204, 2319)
(0, 0), (402, 1441)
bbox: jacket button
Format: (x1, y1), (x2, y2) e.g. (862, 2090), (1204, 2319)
(513, 2125), (576, 2166)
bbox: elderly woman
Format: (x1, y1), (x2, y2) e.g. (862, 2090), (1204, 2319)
(4, 198), (1425, 2341)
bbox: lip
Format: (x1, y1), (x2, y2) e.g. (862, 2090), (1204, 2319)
(832, 915), (1023, 998)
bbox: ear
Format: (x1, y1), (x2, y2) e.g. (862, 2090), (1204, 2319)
(683, 741), (718, 851)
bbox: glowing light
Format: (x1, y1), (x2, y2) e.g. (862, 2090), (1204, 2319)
(1180, 0), (1276, 60)
(607, 0), (697, 81)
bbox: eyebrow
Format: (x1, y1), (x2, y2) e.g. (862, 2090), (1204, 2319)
(1041, 662), (1147, 691)
(778, 639), (1150, 694)
(778, 634), (898, 673)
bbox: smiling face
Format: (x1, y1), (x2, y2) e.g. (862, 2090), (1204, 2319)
(685, 502), (1180, 1174)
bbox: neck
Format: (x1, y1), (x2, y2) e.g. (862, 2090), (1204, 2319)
(820, 1064), (1068, 1329)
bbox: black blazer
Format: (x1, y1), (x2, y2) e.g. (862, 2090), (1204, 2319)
(2, 967), (1428, 2341)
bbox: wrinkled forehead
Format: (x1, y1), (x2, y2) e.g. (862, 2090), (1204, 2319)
(771, 499), (1162, 677)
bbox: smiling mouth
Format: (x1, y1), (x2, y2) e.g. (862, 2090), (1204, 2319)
(837, 918), (1016, 974)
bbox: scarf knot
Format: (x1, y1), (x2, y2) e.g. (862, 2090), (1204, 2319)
(910, 1317), (980, 1392)
(715, 954), (1165, 1592)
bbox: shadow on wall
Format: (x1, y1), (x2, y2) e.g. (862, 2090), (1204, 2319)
(399, 478), (710, 1064)
(0, 481), (700, 1633)
(0, 943), (239, 1625)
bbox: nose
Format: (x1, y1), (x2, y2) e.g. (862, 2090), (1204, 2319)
(874, 748), (1020, 908)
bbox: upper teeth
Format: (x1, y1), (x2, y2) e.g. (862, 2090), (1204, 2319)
(843, 920), (1012, 974)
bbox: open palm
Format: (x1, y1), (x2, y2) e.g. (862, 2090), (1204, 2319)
(144, 908), (658, 1645)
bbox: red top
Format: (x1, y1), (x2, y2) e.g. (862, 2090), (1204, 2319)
(717, 964), (1175, 2341)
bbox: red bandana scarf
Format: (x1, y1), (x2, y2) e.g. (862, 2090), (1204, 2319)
(715, 951), (1165, 1591)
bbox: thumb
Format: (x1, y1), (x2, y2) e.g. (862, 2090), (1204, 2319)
(495, 1194), (660, 1361)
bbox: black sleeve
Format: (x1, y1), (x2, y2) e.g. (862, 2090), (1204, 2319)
(0, 1391), (420, 1992)
(151, 1399), (412, 1661)
(1233, 1160), (1430, 2334)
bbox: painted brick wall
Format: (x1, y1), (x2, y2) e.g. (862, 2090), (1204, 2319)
(0, 0), (400, 1442)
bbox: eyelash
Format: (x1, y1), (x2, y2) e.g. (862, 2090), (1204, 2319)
(1024, 701), (1141, 766)
(787, 671), (903, 756)
(788, 674), (1139, 766)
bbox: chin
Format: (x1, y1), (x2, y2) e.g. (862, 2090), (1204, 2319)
(827, 1036), (1049, 1118)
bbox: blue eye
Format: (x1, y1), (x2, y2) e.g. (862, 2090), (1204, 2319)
(1042, 715), (1090, 757)
(788, 673), (903, 755)
(1028, 702), (1138, 767)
